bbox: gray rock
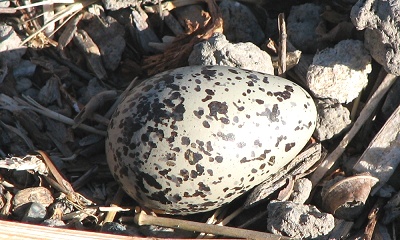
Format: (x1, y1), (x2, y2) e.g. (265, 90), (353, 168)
(0, 23), (26, 68)
(314, 98), (352, 141)
(0, 0), (9, 7)
(189, 33), (274, 74)
(101, 0), (132, 11)
(351, 0), (400, 75)
(22, 202), (47, 224)
(307, 40), (371, 103)
(42, 218), (66, 227)
(267, 201), (335, 239)
(81, 15), (125, 71)
(289, 178), (312, 204)
(287, 3), (323, 54)
(13, 60), (36, 79)
(219, 0), (265, 45)
(15, 77), (33, 93)
(101, 222), (142, 236)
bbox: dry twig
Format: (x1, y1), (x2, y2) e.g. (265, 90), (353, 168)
(134, 209), (293, 239)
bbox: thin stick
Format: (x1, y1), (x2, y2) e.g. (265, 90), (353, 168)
(278, 13), (287, 77)
(18, 95), (106, 136)
(134, 209), (292, 240)
(309, 73), (398, 187)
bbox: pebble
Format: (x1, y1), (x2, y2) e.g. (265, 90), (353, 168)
(42, 218), (67, 227)
(287, 3), (323, 54)
(267, 201), (335, 239)
(15, 77), (33, 93)
(173, 5), (208, 33)
(101, 222), (142, 236)
(188, 33), (274, 74)
(314, 98), (352, 141)
(306, 39), (371, 103)
(219, 0), (265, 45)
(101, 0), (131, 11)
(13, 60), (37, 79)
(13, 187), (54, 219)
(289, 178), (312, 204)
(80, 14), (125, 71)
(351, 0), (400, 75)
(21, 202), (47, 223)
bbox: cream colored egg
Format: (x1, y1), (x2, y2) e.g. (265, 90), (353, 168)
(106, 65), (317, 215)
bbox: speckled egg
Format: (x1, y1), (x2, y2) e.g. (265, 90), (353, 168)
(106, 65), (317, 215)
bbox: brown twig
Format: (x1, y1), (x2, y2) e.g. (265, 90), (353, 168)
(278, 13), (287, 77)
(134, 209), (293, 239)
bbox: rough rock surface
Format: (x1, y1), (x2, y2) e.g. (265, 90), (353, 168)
(101, 0), (132, 11)
(351, 0), (400, 75)
(289, 178), (312, 204)
(81, 15), (125, 71)
(188, 33), (274, 74)
(267, 201), (335, 239)
(219, 0), (265, 45)
(314, 98), (352, 141)
(287, 3), (323, 54)
(307, 39), (371, 103)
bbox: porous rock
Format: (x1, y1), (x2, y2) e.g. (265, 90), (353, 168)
(287, 3), (323, 54)
(267, 201), (335, 239)
(314, 98), (352, 141)
(188, 33), (274, 74)
(307, 40), (371, 103)
(351, 0), (400, 75)
(289, 178), (312, 204)
(101, 0), (132, 11)
(219, 0), (265, 45)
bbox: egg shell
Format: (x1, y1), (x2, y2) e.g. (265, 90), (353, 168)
(106, 65), (317, 215)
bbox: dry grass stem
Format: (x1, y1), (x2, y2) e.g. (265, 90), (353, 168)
(134, 209), (293, 240)
(278, 13), (287, 77)
(18, 95), (107, 136)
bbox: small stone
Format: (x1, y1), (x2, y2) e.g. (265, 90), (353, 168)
(173, 5), (208, 34)
(307, 40), (371, 103)
(42, 218), (66, 227)
(13, 60), (37, 79)
(351, 0), (400, 75)
(289, 178), (312, 204)
(267, 201), (335, 239)
(139, 225), (196, 238)
(101, 0), (132, 11)
(219, 0), (265, 45)
(0, 0), (9, 7)
(189, 33), (274, 74)
(21, 202), (47, 224)
(81, 14), (125, 71)
(0, 23), (27, 68)
(314, 98), (352, 141)
(287, 3), (323, 54)
(101, 222), (142, 236)
(15, 77), (33, 93)
(13, 187), (54, 219)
